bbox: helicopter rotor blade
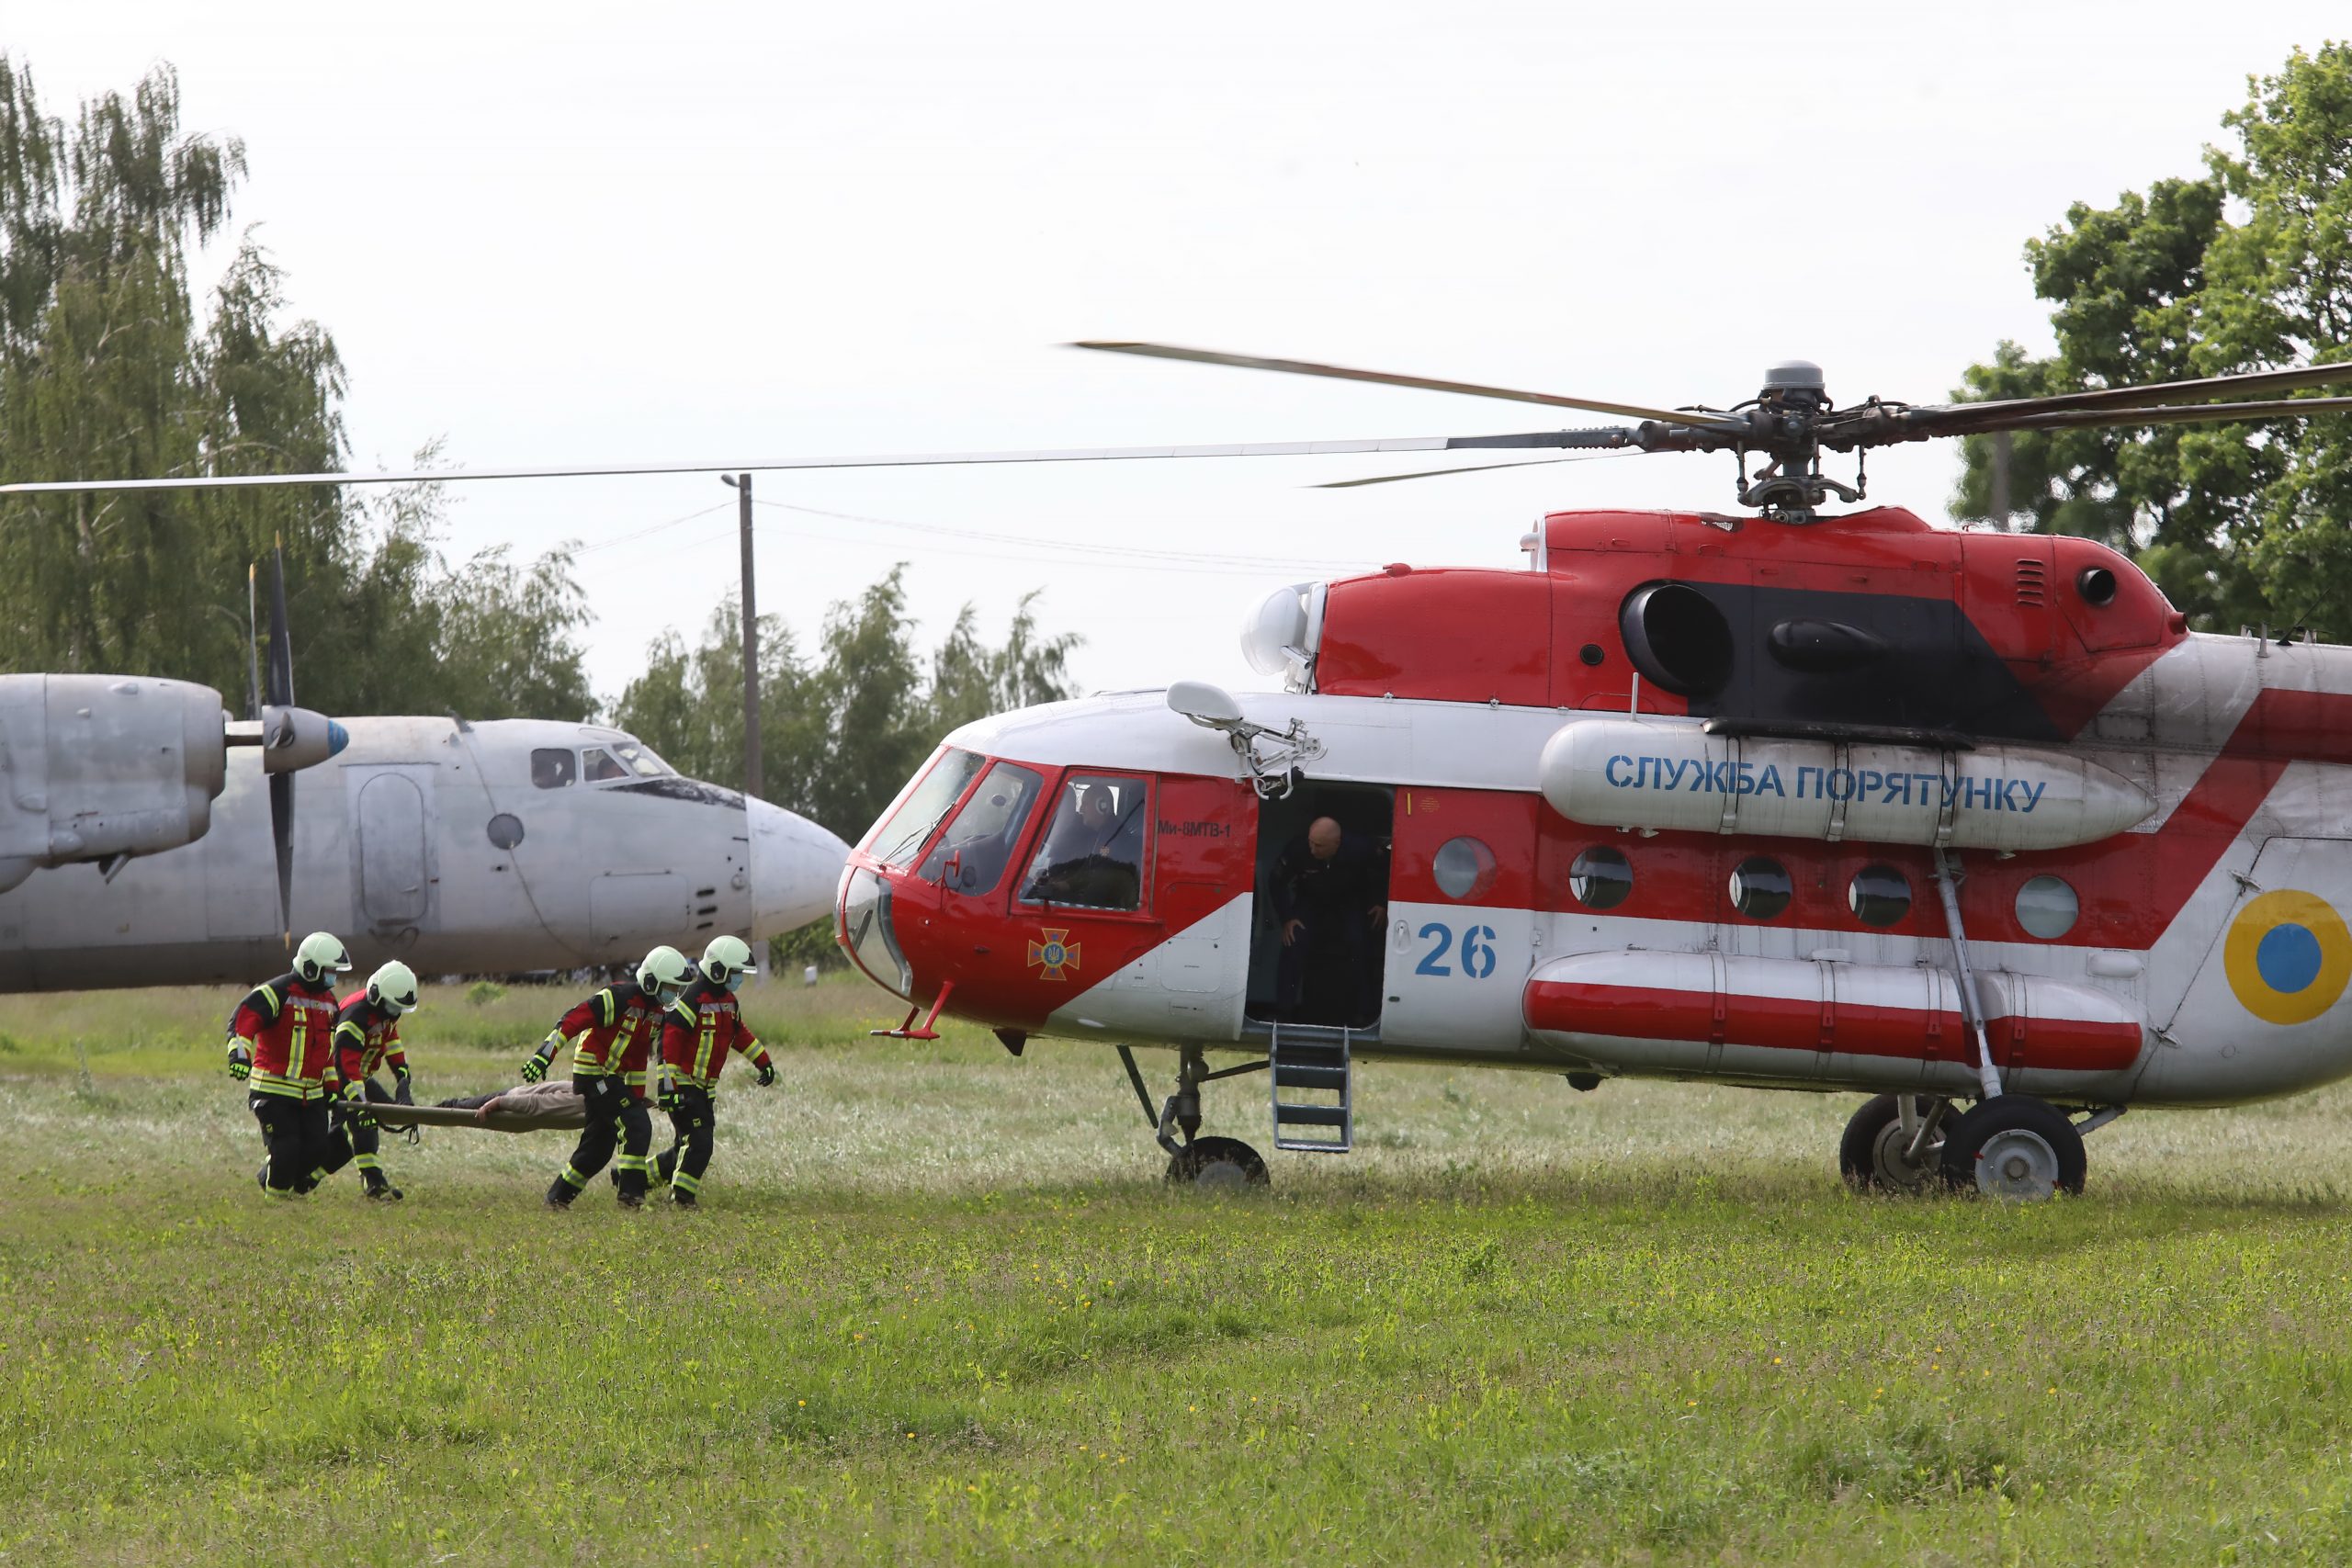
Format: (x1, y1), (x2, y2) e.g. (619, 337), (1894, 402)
(1875, 362), (2352, 443)
(1972, 394), (2352, 434)
(1071, 341), (1739, 429)
(1312, 455), (1622, 489)
(0, 429), (1695, 496)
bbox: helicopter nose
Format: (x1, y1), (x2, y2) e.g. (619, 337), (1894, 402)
(746, 798), (852, 939)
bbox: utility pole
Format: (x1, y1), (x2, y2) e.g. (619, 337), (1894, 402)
(1987, 431), (2014, 532)
(720, 472), (763, 800)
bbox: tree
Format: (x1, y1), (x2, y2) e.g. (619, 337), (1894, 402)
(1953, 43), (2352, 633)
(611, 568), (1082, 842)
(0, 57), (596, 718)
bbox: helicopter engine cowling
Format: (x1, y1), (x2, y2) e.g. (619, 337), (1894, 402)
(1538, 716), (2154, 852)
(0, 675), (231, 894)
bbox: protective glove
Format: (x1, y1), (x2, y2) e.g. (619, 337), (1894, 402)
(656, 1075), (682, 1111)
(339, 1086), (375, 1129)
(520, 1046), (554, 1084)
(754, 1059), (778, 1089)
(226, 1043), (253, 1081)
(393, 1072), (415, 1108)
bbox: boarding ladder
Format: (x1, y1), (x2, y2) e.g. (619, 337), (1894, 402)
(1268, 1023), (1354, 1152)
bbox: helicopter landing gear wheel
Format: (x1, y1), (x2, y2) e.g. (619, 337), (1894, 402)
(1166, 1135), (1270, 1189)
(1838, 1094), (1951, 1193)
(1939, 1096), (2086, 1200)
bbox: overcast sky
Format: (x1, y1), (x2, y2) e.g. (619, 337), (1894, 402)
(14, 2), (2346, 717)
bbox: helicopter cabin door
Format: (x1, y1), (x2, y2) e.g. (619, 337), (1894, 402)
(1245, 782), (1395, 1032)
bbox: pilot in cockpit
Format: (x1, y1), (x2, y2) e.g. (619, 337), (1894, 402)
(1022, 779), (1147, 909)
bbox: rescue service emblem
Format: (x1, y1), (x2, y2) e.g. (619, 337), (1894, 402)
(1026, 928), (1081, 982)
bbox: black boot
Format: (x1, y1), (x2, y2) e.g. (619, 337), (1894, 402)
(364, 1173), (404, 1201)
(544, 1177), (577, 1210)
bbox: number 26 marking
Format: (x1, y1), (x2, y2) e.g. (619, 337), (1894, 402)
(1416, 921), (1497, 980)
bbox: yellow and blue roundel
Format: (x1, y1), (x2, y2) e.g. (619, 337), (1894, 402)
(2224, 889), (2352, 1026)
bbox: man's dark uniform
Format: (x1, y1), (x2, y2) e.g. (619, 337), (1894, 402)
(1271, 829), (1389, 1025)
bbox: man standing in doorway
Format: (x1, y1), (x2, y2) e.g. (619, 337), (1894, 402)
(1271, 816), (1388, 1027)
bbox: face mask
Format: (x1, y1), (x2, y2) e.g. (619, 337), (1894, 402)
(724, 972), (744, 994)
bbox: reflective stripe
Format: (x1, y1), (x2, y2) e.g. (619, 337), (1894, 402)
(247, 1073), (322, 1100)
(355, 1154), (381, 1171)
(560, 1164), (588, 1191)
(672, 1170), (702, 1194)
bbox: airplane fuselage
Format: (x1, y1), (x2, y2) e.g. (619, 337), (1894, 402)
(0, 716), (847, 989)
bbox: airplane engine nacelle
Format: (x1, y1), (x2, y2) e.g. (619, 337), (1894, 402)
(1539, 716), (2154, 852)
(0, 675), (230, 894)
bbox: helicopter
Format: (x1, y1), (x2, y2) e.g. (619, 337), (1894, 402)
(15, 344), (2352, 1197)
(824, 343), (2352, 1198)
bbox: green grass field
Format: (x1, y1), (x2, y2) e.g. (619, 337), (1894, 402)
(6, 978), (2352, 1564)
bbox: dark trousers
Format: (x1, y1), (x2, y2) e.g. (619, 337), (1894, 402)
(336, 1078), (394, 1186)
(654, 1085), (716, 1198)
(556, 1076), (652, 1200)
(251, 1093), (352, 1197)
(1276, 913), (1376, 1026)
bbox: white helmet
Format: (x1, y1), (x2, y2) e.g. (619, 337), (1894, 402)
(699, 934), (757, 988)
(638, 945), (692, 1001)
(294, 931), (354, 986)
(367, 960), (420, 1015)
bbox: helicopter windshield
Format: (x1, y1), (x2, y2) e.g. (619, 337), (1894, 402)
(865, 748), (987, 867)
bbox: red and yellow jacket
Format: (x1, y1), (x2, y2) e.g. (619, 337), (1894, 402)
(333, 991), (411, 1085)
(548, 982), (665, 1100)
(660, 977), (772, 1091)
(228, 973), (345, 1100)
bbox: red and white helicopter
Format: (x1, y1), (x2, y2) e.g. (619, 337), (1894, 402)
(18, 341), (2352, 1199)
(833, 344), (2352, 1198)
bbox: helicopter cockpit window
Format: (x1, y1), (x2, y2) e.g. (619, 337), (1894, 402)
(866, 748), (988, 868)
(920, 761), (1045, 895)
(531, 749), (576, 789)
(613, 741), (674, 777)
(1021, 774), (1150, 911)
(581, 747), (632, 784)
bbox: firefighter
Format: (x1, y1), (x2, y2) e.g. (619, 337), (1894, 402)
(651, 934), (777, 1208)
(226, 931), (358, 1198)
(523, 945), (694, 1210)
(333, 960), (422, 1201)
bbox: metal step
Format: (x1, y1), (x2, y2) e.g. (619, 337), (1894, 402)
(1270, 1025), (1353, 1153)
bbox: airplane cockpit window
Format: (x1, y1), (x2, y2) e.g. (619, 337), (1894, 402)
(920, 761), (1045, 895)
(867, 749), (988, 867)
(613, 741), (675, 777)
(531, 749), (577, 789)
(1020, 774), (1149, 911)
(581, 747), (632, 783)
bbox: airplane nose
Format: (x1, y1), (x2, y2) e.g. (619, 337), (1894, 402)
(746, 798), (851, 939)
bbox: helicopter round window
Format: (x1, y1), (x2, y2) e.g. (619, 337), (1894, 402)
(1729, 856), (1792, 921)
(1848, 863), (1910, 928)
(1432, 837), (1497, 901)
(485, 813), (525, 851)
(2016, 875), (2079, 940)
(1567, 846), (1632, 909)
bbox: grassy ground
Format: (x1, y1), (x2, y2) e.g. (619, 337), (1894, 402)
(6, 978), (2352, 1564)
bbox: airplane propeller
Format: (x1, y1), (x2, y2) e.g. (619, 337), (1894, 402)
(264, 542), (298, 945)
(225, 538), (345, 945)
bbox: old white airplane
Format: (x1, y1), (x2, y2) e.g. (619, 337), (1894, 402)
(0, 556), (846, 989)
(0, 711), (844, 988)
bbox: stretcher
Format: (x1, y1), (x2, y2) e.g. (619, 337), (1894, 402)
(366, 1100), (589, 1134)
